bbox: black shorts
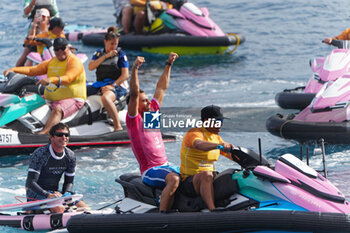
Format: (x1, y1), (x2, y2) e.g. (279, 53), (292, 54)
(179, 175), (198, 197)
(179, 171), (219, 197)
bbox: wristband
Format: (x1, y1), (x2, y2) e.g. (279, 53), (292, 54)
(165, 61), (172, 66)
(113, 83), (117, 88)
(133, 64), (140, 69)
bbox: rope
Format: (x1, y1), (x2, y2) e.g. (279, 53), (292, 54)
(279, 119), (292, 139)
(227, 33), (240, 54)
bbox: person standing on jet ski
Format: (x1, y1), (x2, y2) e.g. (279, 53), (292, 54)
(179, 105), (235, 212)
(88, 26), (129, 131)
(126, 52), (179, 212)
(3, 37), (87, 135)
(25, 123), (90, 213)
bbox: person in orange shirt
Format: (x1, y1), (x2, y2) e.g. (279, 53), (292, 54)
(324, 28), (350, 45)
(179, 105), (235, 211)
(4, 38), (87, 135)
(24, 17), (66, 56)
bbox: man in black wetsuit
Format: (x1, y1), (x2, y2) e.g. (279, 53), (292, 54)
(25, 123), (89, 213)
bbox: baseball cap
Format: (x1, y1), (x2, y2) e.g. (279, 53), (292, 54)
(201, 105), (229, 120)
(53, 37), (68, 48)
(40, 8), (50, 17)
(49, 17), (65, 30)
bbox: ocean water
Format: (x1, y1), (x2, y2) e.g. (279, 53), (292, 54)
(1, 0), (350, 232)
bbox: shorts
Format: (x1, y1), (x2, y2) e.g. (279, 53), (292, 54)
(87, 85), (127, 100)
(142, 165), (180, 189)
(178, 175), (197, 197)
(49, 99), (85, 119)
(179, 172), (218, 197)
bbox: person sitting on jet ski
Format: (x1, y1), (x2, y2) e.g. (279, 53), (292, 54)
(324, 28), (350, 45)
(3, 37), (87, 135)
(122, 0), (171, 34)
(126, 52), (179, 212)
(179, 105), (235, 212)
(24, 17), (65, 57)
(25, 123), (90, 213)
(88, 26), (129, 131)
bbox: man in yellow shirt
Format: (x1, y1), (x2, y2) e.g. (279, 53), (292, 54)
(4, 38), (87, 135)
(179, 105), (234, 211)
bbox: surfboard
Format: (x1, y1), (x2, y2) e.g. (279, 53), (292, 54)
(0, 194), (83, 211)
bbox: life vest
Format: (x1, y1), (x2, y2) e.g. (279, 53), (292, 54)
(29, 0), (55, 20)
(95, 48), (122, 82)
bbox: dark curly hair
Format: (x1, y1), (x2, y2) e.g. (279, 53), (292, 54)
(104, 26), (120, 40)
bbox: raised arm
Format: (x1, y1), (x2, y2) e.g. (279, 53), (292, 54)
(128, 56), (145, 117)
(24, 0), (36, 17)
(153, 52), (178, 106)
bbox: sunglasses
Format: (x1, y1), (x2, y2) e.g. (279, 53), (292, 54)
(54, 132), (70, 137)
(54, 46), (67, 51)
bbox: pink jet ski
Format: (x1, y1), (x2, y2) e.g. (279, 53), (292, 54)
(275, 39), (350, 110)
(79, 1), (244, 55)
(267, 69), (350, 144)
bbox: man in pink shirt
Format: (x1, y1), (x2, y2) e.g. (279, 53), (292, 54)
(126, 52), (179, 212)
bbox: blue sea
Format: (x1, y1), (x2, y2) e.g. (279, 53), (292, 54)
(1, 0), (350, 232)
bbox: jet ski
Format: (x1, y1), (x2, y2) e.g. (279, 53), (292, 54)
(267, 68), (350, 144)
(66, 146), (350, 233)
(275, 39), (350, 110)
(0, 73), (176, 156)
(72, 1), (245, 55)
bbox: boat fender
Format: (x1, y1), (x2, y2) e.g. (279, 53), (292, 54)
(22, 215), (34, 231)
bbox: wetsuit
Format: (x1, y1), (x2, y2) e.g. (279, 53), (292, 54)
(26, 144), (76, 200)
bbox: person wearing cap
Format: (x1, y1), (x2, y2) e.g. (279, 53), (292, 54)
(179, 105), (235, 211)
(4, 37), (87, 135)
(126, 52), (179, 212)
(88, 26), (129, 131)
(16, 8), (51, 67)
(23, 0), (59, 21)
(23, 17), (66, 57)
